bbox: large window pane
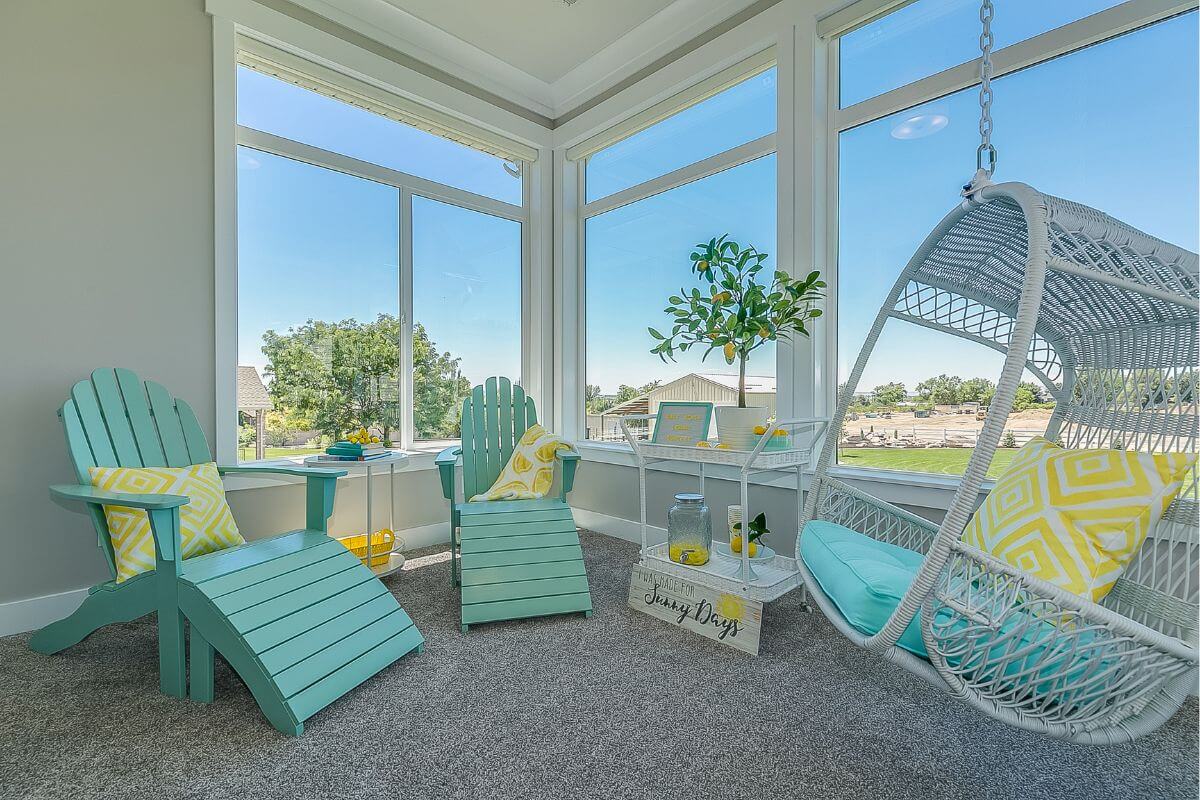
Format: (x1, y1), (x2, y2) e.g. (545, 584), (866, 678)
(836, 14), (1198, 476)
(237, 66), (522, 205)
(585, 155), (776, 441)
(237, 147), (400, 461)
(412, 196), (522, 442)
(840, 0), (1124, 108)
(585, 68), (776, 202)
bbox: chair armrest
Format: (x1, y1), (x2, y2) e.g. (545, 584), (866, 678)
(49, 485), (186, 562)
(556, 449), (581, 498)
(436, 447), (462, 501)
(216, 465), (345, 533)
(217, 464), (348, 479)
(50, 484), (189, 511)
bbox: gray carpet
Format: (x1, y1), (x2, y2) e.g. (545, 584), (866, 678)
(1, 531), (1195, 800)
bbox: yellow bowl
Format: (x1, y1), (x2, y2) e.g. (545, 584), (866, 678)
(337, 529), (396, 566)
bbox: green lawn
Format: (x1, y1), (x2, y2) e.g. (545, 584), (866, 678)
(838, 447), (1018, 478)
(237, 446), (323, 462)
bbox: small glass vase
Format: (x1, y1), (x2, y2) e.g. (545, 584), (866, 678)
(667, 493), (712, 566)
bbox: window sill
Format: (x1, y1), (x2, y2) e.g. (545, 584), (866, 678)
(221, 450), (440, 492)
(574, 441), (992, 512)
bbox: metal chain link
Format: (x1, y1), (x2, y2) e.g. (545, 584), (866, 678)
(976, 0), (997, 176)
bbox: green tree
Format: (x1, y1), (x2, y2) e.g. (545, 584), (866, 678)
(412, 323), (471, 438)
(1012, 381), (1044, 411)
(613, 385), (639, 405)
(959, 377), (997, 406)
(916, 374), (963, 405)
(871, 382), (907, 406)
(262, 314), (469, 442)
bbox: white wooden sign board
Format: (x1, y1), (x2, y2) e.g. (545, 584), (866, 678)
(628, 564), (763, 655)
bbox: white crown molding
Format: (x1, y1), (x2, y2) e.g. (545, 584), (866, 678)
(284, 0), (558, 118)
(278, 0), (765, 120)
(548, 0), (762, 113)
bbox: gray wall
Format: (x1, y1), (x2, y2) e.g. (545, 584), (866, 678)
(0, 0), (448, 612)
(0, 0), (217, 605)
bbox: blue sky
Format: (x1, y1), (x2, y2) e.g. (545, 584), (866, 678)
(237, 9), (1197, 400)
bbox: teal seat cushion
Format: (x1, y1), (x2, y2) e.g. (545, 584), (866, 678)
(800, 520), (930, 657)
(801, 521), (1112, 698)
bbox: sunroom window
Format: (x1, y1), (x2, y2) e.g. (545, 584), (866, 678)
(580, 61), (777, 442)
(234, 58), (527, 461)
(835, 8), (1198, 477)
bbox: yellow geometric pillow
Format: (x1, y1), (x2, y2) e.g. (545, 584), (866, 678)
(469, 423), (572, 502)
(89, 462), (245, 582)
(962, 437), (1195, 602)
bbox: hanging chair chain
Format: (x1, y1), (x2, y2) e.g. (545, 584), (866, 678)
(976, 0), (997, 176)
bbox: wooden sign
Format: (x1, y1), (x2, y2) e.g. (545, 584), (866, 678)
(651, 401), (713, 445)
(628, 564), (762, 655)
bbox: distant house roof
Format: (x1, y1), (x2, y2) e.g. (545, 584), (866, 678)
(601, 395), (649, 416)
(237, 366), (272, 412)
(690, 373), (776, 393)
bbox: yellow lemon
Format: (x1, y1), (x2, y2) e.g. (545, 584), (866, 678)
(730, 535), (757, 556)
(753, 425), (767, 435)
(715, 443), (730, 450)
(713, 291), (731, 303)
(696, 441), (711, 448)
(370, 436), (380, 443)
(723, 342), (736, 361)
(774, 428), (788, 437)
(697, 259), (709, 271)
(759, 327), (770, 339)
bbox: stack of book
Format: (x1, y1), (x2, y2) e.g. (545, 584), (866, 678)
(316, 441), (391, 462)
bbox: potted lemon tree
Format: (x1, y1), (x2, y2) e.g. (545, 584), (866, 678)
(649, 235), (824, 449)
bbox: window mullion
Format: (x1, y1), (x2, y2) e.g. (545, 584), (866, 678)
(399, 188), (415, 450)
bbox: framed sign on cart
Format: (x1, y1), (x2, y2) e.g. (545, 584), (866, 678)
(651, 401), (713, 445)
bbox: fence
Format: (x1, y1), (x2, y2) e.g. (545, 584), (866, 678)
(840, 427), (1046, 448)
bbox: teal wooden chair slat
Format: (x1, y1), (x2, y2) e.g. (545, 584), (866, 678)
(32, 368), (424, 735)
(436, 376), (592, 632)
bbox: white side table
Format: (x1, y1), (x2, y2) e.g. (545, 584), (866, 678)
(304, 451), (410, 577)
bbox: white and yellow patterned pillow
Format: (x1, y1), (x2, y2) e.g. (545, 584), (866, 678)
(469, 424), (572, 502)
(89, 462), (245, 582)
(963, 437), (1194, 601)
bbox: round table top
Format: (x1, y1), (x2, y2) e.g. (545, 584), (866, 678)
(303, 451), (410, 470)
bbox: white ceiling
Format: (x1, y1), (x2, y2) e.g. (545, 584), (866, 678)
(296, 0), (765, 119)
(380, 0), (677, 84)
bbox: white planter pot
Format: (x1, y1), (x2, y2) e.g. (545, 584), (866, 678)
(714, 406), (769, 450)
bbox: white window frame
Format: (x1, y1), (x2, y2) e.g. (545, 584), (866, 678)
(820, 0), (1197, 483)
(211, 14), (550, 464)
(564, 49), (791, 448)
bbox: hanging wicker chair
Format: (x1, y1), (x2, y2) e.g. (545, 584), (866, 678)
(797, 180), (1198, 743)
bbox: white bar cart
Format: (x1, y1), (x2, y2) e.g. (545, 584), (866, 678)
(620, 416), (829, 603)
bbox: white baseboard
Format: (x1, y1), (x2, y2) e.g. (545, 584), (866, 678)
(0, 521), (454, 639)
(571, 507), (666, 546)
(395, 521), (451, 550)
(0, 586), (90, 639)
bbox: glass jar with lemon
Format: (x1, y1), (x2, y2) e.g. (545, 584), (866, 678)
(667, 493), (712, 566)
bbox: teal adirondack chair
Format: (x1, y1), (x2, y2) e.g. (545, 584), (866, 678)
(436, 377), (593, 632)
(32, 368), (424, 735)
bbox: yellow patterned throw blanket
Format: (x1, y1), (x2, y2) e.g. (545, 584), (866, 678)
(470, 424), (573, 502)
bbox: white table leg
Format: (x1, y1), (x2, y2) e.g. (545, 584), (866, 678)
(365, 464), (373, 567)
